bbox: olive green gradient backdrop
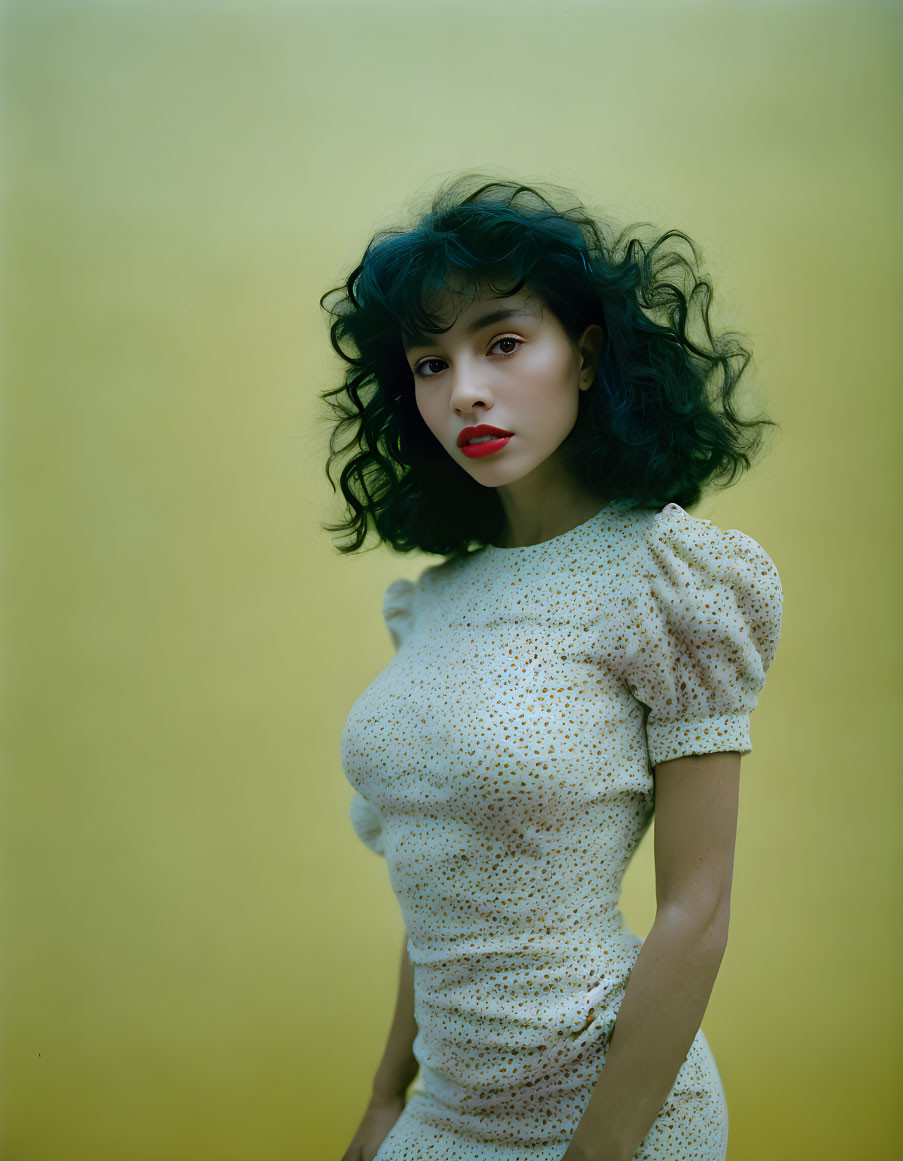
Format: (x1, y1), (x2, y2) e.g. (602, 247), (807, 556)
(2, 0), (900, 1157)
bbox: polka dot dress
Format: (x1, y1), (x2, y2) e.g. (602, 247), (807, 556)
(341, 500), (783, 1160)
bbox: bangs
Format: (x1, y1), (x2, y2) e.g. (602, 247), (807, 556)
(353, 217), (539, 346)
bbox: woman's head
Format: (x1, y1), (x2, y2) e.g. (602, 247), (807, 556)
(401, 272), (603, 510)
(318, 173), (779, 557)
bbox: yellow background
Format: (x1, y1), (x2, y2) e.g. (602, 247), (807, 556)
(3, 1), (900, 1157)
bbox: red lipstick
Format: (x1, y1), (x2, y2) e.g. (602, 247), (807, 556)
(457, 424), (514, 459)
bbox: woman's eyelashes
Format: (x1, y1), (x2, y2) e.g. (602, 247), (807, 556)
(412, 335), (524, 379)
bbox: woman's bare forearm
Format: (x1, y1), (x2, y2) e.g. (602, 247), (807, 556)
(371, 932), (419, 1103)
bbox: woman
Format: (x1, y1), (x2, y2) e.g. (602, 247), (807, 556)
(321, 174), (783, 1161)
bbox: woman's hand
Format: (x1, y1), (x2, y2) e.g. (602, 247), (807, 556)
(340, 1092), (405, 1161)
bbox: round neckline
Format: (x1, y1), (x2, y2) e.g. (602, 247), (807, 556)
(482, 498), (635, 555)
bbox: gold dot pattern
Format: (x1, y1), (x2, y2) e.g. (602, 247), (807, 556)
(341, 500), (783, 1159)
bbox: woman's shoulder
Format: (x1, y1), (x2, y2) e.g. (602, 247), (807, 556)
(381, 576), (418, 650)
(615, 501), (784, 672)
(380, 556), (460, 648)
(631, 501), (782, 592)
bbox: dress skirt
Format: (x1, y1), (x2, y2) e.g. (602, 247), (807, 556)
(374, 1023), (729, 1161)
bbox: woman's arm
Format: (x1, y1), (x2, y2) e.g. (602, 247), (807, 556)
(564, 751), (740, 1161)
(370, 932), (420, 1104)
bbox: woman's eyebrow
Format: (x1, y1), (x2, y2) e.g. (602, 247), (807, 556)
(403, 307), (536, 352)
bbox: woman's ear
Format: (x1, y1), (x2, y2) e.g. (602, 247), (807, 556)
(577, 323), (604, 390)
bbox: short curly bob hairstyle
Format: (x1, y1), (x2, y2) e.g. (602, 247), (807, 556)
(318, 173), (778, 558)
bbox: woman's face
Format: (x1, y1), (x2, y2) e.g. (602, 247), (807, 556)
(402, 282), (603, 491)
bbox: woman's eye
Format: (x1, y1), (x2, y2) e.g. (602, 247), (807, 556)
(413, 358), (447, 378)
(413, 336), (522, 379)
(491, 335), (523, 356)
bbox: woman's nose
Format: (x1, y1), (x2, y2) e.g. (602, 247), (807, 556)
(448, 362), (492, 410)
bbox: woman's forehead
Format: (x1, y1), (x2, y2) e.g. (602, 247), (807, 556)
(401, 281), (542, 345)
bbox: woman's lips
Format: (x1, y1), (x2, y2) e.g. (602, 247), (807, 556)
(459, 435), (513, 459)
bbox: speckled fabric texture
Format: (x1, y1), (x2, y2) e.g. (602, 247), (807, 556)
(341, 499), (783, 1160)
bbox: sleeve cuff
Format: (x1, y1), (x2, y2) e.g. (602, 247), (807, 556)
(646, 710), (752, 768)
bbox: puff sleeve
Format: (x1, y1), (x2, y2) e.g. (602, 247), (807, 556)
(348, 791), (386, 857)
(382, 577), (417, 652)
(619, 503), (783, 766)
(345, 577), (418, 857)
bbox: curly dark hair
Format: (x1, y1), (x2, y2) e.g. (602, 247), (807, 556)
(317, 173), (779, 558)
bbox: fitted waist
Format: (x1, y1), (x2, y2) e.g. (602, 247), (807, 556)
(410, 953), (636, 1097)
(407, 920), (643, 1044)
(404, 900), (628, 960)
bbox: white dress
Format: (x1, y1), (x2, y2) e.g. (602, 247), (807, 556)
(341, 499), (783, 1160)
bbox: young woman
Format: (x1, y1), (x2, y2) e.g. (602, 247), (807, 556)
(320, 175), (783, 1161)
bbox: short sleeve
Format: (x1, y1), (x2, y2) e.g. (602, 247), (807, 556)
(382, 577), (417, 651)
(348, 791), (386, 857)
(618, 503), (783, 766)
